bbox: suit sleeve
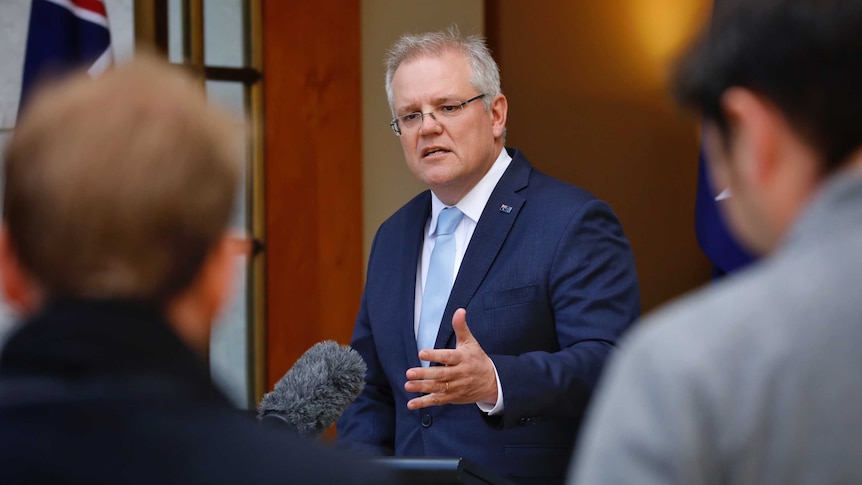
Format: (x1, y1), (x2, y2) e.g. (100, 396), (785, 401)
(489, 199), (640, 428)
(335, 235), (396, 456)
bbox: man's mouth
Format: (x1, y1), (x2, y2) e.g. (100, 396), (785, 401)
(422, 147), (450, 158)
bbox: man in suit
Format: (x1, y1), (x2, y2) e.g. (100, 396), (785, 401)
(0, 57), (392, 484)
(336, 27), (640, 484)
(570, 1), (862, 483)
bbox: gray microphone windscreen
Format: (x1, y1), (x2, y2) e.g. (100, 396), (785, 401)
(258, 340), (366, 440)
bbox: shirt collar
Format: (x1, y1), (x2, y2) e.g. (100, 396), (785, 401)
(428, 147), (513, 236)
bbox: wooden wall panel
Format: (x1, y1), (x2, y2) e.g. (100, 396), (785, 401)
(262, 0), (362, 389)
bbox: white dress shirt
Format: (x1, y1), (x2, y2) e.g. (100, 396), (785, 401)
(414, 147), (512, 415)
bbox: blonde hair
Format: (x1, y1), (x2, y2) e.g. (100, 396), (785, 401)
(3, 56), (241, 303)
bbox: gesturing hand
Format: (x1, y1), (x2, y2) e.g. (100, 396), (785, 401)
(405, 309), (498, 410)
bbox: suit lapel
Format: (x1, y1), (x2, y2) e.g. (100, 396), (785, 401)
(400, 192), (431, 369)
(434, 149), (532, 351)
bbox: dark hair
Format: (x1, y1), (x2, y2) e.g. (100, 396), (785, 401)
(672, 0), (862, 171)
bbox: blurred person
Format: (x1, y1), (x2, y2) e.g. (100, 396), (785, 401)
(0, 57), (393, 484)
(570, 1), (862, 483)
(336, 26), (640, 484)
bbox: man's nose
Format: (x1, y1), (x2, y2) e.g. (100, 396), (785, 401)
(418, 112), (441, 134)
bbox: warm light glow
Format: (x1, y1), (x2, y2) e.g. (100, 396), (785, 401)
(624, 0), (712, 85)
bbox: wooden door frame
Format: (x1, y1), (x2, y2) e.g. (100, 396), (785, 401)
(261, 0), (363, 390)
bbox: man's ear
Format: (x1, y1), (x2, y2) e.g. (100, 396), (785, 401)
(0, 225), (40, 314)
(719, 87), (820, 252)
(167, 233), (239, 354)
(490, 93), (508, 139)
(720, 87), (781, 187)
(201, 234), (242, 320)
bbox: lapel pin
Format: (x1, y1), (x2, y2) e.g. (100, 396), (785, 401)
(499, 204), (512, 214)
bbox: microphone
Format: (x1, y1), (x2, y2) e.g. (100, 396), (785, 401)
(258, 340), (366, 440)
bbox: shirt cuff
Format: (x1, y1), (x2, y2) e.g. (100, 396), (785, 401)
(476, 358), (505, 415)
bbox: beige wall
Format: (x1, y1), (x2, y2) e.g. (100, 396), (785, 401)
(361, 0), (484, 267)
(490, 1), (713, 312)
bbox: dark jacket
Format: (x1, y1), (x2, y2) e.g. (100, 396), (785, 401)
(0, 299), (393, 484)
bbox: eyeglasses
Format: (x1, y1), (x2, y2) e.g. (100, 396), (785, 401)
(389, 94), (486, 136)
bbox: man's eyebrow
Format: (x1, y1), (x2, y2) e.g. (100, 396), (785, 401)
(396, 96), (463, 114)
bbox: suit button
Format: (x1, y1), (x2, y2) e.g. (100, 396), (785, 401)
(421, 413), (433, 428)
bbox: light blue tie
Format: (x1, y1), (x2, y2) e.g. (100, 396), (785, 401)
(416, 207), (464, 366)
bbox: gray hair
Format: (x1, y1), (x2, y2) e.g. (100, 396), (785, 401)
(384, 25), (502, 115)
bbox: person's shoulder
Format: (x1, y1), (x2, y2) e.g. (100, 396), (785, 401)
(506, 149), (603, 212)
(617, 261), (790, 378)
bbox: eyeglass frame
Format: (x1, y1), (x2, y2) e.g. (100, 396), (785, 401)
(389, 93), (487, 136)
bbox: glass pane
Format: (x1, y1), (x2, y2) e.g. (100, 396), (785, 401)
(168, 0), (184, 63)
(205, 80), (247, 230)
(104, 0), (135, 62)
(206, 80), (246, 122)
(210, 251), (249, 408)
(0, 1), (30, 128)
(230, 146), (248, 232)
(204, 0), (245, 67)
(208, 134), (249, 409)
(204, 81), (249, 408)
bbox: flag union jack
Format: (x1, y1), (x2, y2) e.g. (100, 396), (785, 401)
(19, 0), (113, 112)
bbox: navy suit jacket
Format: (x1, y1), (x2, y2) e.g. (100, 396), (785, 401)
(337, 149), (640, 484)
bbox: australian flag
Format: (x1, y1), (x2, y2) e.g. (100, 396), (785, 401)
(19, 0), (112, 112)
(695, 148), (755, 277)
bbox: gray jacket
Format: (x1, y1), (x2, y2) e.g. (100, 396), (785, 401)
(570, 171), (862, 485)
